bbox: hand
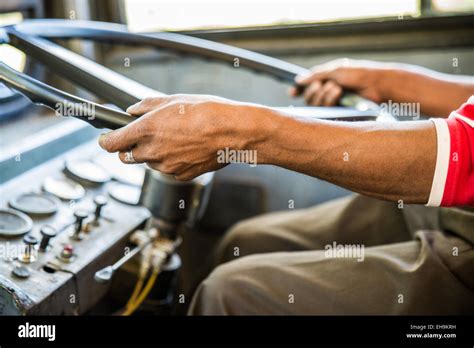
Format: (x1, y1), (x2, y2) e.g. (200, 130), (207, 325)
(98, 94), (269, 180)
(289, 58), (392, 106)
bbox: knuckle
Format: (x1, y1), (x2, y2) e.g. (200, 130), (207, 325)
(134, 120), (152, 139)
(303, 89), (312, 99)
(325, 80), (337, 89)
(118, 152), (127, 163)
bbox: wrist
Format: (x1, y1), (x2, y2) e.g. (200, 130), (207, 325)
(251, 107), (322, 169)
(241, 105), (283, 165)
(375, 67), (401, 102)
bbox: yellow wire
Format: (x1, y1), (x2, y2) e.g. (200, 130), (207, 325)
(124, 277), (144, 311)
(122, 267), (160, 316)
(121, 246), (151, 316)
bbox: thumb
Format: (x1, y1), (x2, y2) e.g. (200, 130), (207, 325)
(295, 68), (334, 86)
(126, 96), (168, 116)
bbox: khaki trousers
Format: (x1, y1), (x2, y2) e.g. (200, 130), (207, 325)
(188, 195), (474, 315)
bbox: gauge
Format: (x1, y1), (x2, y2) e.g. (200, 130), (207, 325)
(43, 176), (85, 201)
(64, 159), (111, 186)
(9, 192), (60, 216)
(0, 208), (33, 237)
(107, 182), (141, 205)
(94, 153), (145, 186)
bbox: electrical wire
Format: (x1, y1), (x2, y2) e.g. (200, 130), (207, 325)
(120, 238), (177, 316)
(118, 243), (152, 316)
(124, 277), (144, 312)
(121, 266), (160, 316)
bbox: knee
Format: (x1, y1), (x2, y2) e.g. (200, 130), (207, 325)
(215, 219), (268, 264)
(188, 260), (249, 315)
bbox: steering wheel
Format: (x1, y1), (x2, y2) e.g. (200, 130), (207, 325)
(0, 19), (380, 130)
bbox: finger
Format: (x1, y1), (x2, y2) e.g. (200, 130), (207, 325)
(303, 81), (322, 105)
(118, 150), (138, 164)
(312, 80), (337, 106)
(118, 145), (156, 164)
(295, 66), (335, 86)
(126, 96), (169, 115)
(322, 85), (343, 106)
(98, 119), (148, 153)
(288, 86), (298, 97)
(291, 83), (309, 97)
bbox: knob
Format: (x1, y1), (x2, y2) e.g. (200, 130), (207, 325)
(39, 225), (57, 251)
(19, 234), (38, 263)
(57, 244), (76, 263)
(61, 244), (74, 259)
(72, 210), (88, 240)
(93, 195), (108, 225)
(12, 264), (31, 279)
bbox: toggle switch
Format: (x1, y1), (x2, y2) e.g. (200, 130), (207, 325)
(71, 210), (88, 240)
(39, 225), (57, 251)
(19, 234), (38, 263)
(57, 244), (76, 263)
(92, 195), (108, 226)
(12, 264), (31, 279)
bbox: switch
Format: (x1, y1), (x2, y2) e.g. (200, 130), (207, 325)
(57, 244), (76, 263)
(12, 264), (31, 279)
(19, 234), (38, 263)
(71, 210), (88, 240)
(39, 225), (57, 251)
(92, 195), (108, 226)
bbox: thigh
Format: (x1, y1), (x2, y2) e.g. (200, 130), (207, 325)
(190, 230), (474, 315)
(215, 194), (411, 264)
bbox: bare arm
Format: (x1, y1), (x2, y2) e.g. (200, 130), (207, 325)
(98, 95), (437, 204)
(258, 109), (437, 204)
(291, 59), (474, 117)
(381, 66), (474, 117)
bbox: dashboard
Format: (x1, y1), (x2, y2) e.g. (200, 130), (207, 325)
(0, 19), (384, 315)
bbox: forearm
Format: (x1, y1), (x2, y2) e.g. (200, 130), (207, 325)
(254, 108), (437, 204)
(381, 65), (474, 117)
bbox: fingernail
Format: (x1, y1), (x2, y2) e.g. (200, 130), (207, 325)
(98, 132), (110, 147)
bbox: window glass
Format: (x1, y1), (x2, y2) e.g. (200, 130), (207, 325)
(124, 0), (420, 32)
(0, 12), (26, 71)
(431, 0), (474, 13)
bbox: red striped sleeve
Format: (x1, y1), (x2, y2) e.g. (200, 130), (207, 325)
(427, 96), (474, 207)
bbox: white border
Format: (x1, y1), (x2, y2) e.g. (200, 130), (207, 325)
(426, 118), (451, 206)
(450, 112), (474, 128)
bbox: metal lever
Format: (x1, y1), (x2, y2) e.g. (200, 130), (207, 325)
(0, 61), (133, 129)
(94, 238), (152, 283)
(6, 20), (379, 112)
